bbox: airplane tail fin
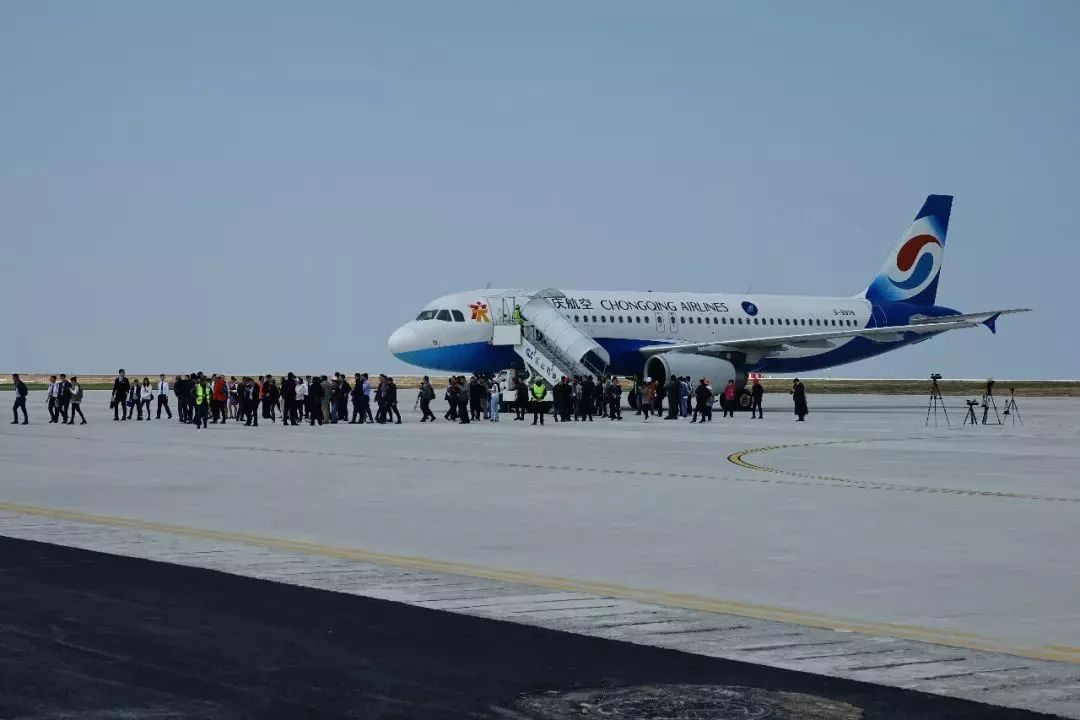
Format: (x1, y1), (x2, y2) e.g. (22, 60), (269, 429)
(864, 195), (952, 306)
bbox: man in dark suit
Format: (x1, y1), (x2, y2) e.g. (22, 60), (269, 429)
(11, 374), (29, 424)
(111, 369), (131, 421)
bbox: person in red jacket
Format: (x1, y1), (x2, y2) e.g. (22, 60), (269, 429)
(211, 374), (228, 424)
(722, 379), (737, 418)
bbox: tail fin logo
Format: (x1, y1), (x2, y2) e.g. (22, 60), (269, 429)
(865, 195), (952, 306)
(889, 234), (941, 290)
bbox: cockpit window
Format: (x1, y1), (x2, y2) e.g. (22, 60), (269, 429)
(415, 310), (438, 321)
(436, 309), (452, 321)
(451, 310), (465, 322)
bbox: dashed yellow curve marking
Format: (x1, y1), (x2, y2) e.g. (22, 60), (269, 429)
(0, 500), (1077, 664)
(728, 438), (1080, 503)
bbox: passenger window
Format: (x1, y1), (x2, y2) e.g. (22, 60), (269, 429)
(451, 310), (465, 322)
(600, 315), (606, 323)
(611, 316), (616, 323)
(753, 318), (759, 324)
(435, 309), (452, 321)
(592, 315), (598, 323)
(574, 315), (580, 322)
(698, 317), (703, 324)
(619, 316), (624, 323)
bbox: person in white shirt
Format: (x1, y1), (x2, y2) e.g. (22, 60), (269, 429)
(489, 379), (502, 422)
(295, 376), (308, 422)
(47, 375), (60, 423)
(136, 378), (152, 420)
(156, 373), (173, 419)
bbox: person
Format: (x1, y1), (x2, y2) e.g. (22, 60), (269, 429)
(386, 377), (402, 424)
(418, 375), (436, 422)
(46, 375), (60, 423)
(530, 378), (547, 425)
(336, 373), (350, 424)
(174, 377), (190, 423)
(640, 377), (654, 421)
(320, 375), (333, 424)
(263, 375), (278, 423)
(512, 304), (523, 326)
(156, 374), (173, 419)
(11, 373), (29, 424)
(137, 378), (152, 420)
(67, 376), (86, 424)
(57, 374), (72, 423)
(514, 377), (528, 421)
(489, 376), (501, 422)
(192, 374), (210, 429)
(580, 376), (595, 422)
(359, 373), (373, 423)
(457, 376), (470, 424)
(308, 375), (324, 425)
(722, 379), (737, 418)
(295, 374), (308, 423)
(111, 370), (130, 421)
(692, 378), (713, 423)
(242, 377), (260, 426)
(227, 377), (240, 419)
(468, 376), (483, 421)
(679, 376), (691, 418)
(792, 378), (809, 421)
(665, 376), (680, 419)
(445, 378), (460, 421)
(607, 377), (622, 420)
(282, 372), (298, 425)
(750, 378), (764, 419)
(210, 374), (227, 423)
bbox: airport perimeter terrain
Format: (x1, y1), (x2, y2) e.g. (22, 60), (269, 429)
(1, 389), (1078, 718)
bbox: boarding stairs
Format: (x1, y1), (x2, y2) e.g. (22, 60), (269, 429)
(489, 290), (610, 386)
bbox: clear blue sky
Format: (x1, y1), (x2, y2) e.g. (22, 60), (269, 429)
(2, 1), (1077, 378)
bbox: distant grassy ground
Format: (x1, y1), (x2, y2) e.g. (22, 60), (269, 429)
(2, 375), (1077, 396)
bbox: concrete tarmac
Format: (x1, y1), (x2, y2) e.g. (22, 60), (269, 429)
(5, 535), (1062, 720)
(1, 390), (1078, 716)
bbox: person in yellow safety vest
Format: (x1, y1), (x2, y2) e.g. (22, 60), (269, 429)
(512, 304), (523, 326)
(192, 375), (210, 430)
(530, 379), (547, 426)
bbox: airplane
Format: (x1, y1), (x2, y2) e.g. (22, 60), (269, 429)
(388, 195), (1029, 389)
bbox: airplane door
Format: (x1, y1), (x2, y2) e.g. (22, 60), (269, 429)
(655, 314), (665, 334)
(872, 305), (888, 328)
(668, 314), (678, 335)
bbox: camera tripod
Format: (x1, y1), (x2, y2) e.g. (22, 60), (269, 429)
(1002, 388), (1023, 425)
(963, 400), (980, 426)
(981, 390), (1002, 425)
(925, 378), (950, 427)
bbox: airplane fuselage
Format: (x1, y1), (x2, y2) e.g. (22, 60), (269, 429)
(388, 288), (956, 376)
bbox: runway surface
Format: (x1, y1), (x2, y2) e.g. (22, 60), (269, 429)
(1, 390), (1078, 716)
(1, 535), (1065, 719)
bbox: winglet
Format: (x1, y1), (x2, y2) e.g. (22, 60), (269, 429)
(983, 313), (1001, 334)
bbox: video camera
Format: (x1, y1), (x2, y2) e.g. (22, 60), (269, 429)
(930, 373), (942, 382)
(966, 399), (979, 407)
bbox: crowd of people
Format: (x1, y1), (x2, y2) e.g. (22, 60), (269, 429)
(9, 370), (810, 427)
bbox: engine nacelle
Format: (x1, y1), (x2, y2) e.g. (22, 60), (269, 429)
(644, 353), (744, 390)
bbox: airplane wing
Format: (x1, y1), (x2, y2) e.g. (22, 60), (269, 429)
(637, 308), (1031, 357)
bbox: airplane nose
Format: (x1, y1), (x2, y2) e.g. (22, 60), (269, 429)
(387, 325), (419, 356)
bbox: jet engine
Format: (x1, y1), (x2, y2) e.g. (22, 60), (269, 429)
(644, 353), (744, 390)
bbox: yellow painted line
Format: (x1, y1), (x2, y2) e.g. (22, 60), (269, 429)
(1, 500), (1077, 664)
